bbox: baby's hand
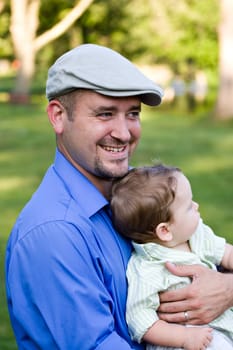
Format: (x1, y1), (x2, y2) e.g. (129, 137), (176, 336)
(183, 326), (212, 350)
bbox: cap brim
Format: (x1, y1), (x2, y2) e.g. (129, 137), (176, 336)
(94, 89), (162, 106)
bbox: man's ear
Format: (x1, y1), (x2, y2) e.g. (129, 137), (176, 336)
(47, 100), (66, 134)
(155, 223), (173, 242)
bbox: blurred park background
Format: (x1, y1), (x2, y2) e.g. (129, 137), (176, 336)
(1, 0), (233, 348)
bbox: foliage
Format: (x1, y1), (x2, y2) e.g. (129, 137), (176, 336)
(77, 0), (219, 71)
(39, 0), (75, 31)
(0, 1), (11, 57)
(148, 0), (219, 70)
(78, 0), (152, 59)
(0, 0), (218, 73)
(38, 0), (82, 63)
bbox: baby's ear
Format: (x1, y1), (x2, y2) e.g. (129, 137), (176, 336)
(155, 223), (173, 242)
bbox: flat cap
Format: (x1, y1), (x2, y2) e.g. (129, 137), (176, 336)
(46, 44), (163, 106)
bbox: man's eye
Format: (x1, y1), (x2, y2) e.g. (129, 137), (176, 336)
(128, 111), (140, 119)
(97, 112), (112, 118)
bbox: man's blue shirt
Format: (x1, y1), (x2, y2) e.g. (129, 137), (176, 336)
(5, 149), (144, 350)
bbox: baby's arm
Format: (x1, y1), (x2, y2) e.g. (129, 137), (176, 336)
(221, 243), (233, 271)
(143, 320), (212, 350)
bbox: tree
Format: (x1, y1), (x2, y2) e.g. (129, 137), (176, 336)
(78, 0), (153, 60)
(0, 0), (11, 58)
(78, 0), (218, 74)
(6, 0), (219, 106)
(214, 0), (233, 119)
(10, 0), (94, 103)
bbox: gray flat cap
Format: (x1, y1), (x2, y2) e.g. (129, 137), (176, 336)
(46, 44), (163, 106)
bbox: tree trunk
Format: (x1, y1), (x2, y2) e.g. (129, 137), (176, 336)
(34, 0), (94, 51)
(214, 0), (233, 120)
(10, 0), (94, 104)
(10, 0), (39, 103)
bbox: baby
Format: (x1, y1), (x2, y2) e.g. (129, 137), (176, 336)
(111, 164), (233, 350)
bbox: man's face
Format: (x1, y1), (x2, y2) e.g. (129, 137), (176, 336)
(52, 90), (142, 185)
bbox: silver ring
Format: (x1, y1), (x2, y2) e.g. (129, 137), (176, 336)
(184, 311), (189, 321)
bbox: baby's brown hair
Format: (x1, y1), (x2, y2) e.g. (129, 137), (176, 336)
(111, 164), (181, 244)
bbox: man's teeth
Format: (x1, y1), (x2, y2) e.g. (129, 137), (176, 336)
(103, 146), (125, 152)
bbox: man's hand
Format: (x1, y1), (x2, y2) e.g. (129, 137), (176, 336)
(158, 262), (233, 325)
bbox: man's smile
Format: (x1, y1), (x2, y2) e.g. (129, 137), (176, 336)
(101, 145), (127, 153)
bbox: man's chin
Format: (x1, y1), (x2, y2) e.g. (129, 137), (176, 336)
(110, 163), (130, 178)
(94, 157), (130, 178)
(95, 165), (129, 179)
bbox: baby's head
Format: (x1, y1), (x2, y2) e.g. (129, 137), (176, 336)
(111, 164), (200, 246)
(111, 164), (180, 244)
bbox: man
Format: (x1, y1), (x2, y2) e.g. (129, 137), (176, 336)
(5, 44), (233, 349)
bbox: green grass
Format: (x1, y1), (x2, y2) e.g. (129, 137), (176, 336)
(1, 100), (233, 349)
(0, 100), (54, 349)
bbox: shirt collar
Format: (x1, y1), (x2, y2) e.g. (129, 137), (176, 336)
(53, 148), (108, 217)
(132, 241), (182, 261)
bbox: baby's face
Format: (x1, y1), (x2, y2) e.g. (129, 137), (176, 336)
(168, 172), (200, 245)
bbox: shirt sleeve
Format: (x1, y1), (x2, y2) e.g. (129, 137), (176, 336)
(7, 221), (137, 350)
(126, 256), (161, 343)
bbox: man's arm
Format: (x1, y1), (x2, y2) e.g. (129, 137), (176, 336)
(6, 222), (137, 350)
(158, 262), (233, 325)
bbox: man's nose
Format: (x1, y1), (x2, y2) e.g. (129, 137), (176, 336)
(110, 117), (131, 142)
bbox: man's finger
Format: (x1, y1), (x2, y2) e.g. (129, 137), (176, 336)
(158, 298), (191, 312)
(158, 310), (192, 324)
(164, 261), (201, 279)
(159, 281), (192, 303)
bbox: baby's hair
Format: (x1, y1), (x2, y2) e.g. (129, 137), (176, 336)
(111, 164), (181, 243)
